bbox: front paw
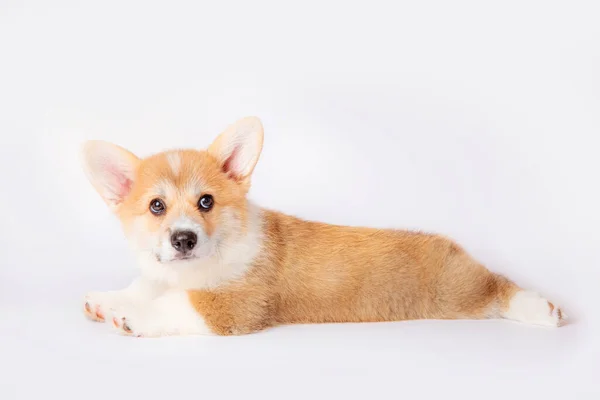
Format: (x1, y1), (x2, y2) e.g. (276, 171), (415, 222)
(110, 307), (160, 338)
(83, 291), (125, 323)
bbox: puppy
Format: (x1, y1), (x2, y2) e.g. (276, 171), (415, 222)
(81, 116), (566, 337)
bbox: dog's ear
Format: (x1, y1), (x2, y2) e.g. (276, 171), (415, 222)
(81, 140), (140, 209)
(208, 116), (264, 184)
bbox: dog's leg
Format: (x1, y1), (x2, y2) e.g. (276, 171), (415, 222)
(110, 290), (212, 337)
(434, 245), (567, 327)
(455, 272), (567, 327)
(83, 277), (166, 322)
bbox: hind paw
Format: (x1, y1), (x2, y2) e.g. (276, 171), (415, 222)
(503, 290), (568, 327)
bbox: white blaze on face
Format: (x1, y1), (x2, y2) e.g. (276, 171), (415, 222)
(170, 215), (204, 233)
(166, 152), (182, 176)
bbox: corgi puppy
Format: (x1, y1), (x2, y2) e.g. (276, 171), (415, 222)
(81, 116), (567, 337)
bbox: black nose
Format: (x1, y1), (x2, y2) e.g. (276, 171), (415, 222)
(170, 231), (197, 253)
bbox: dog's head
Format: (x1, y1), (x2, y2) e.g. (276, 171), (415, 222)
(81, 117), (263, 264)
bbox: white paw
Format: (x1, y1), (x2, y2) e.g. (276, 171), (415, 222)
(504, 290), (568, 327)
(83, 291), (128, 323)
(548, 300), (568, 325)
(108, 291), (213, 338)
(110, 306), (166, 338)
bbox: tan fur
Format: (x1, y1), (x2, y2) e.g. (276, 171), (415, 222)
(82, 116), (565, 336)
(189, 211), (520, 335)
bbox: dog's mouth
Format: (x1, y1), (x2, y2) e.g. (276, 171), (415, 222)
(154, 253), (198, 264)
(152, 239), (217, 264)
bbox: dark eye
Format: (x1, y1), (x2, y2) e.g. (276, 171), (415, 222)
(149, 198), (166, 215)
(198, 194), (214, 211)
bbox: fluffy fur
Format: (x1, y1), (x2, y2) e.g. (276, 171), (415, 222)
(81, 116), (567, 337)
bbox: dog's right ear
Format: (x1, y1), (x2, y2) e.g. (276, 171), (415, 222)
(81, 140), (140, 209)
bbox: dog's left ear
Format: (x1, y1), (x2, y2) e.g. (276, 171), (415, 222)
(81, 140), (140, 210)
(208, 116), (264, 184)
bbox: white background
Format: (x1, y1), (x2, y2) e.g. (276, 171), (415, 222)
(1, 0), (599, 399)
